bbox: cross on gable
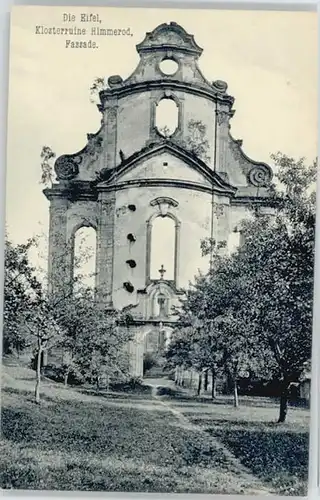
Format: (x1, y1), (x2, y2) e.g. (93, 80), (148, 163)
(158, 264), (166, 280)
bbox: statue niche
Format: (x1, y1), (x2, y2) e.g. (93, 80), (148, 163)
(156, 292), (169, 318)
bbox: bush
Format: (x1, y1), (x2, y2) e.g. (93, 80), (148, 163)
(42, 363), (65, 382)
(109, 376), (151, 394)
(42, 363), (84, 386)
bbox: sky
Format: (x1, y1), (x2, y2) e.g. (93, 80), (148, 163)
(6, 6), (318, 253)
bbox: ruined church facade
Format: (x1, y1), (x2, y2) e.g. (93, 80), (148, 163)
(44, 22), (273, 377)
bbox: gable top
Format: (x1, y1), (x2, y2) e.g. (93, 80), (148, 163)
(136, 22), (203, 57)
(101, 22), (233, 105)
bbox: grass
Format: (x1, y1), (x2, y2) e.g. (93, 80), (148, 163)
(0, 364), (310, 495)
(160, 387), (310, 496)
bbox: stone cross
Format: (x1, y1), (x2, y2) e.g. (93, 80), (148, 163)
(158, 264), (166, 280)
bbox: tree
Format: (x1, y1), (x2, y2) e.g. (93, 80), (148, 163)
(40, 146), (56, 186)
(22, 300), (62, 404)
(173, 269), (272, 405)
(159, 120), (211, 164)
(51, 288), (93, 386)
(51, 287), (133, 389)
(3, 236), (42, 355)
(169, 153), (315, 421)
(177, 119), (211, 163)
(90, 76), (105, 103)
(72, 305), (132, 391)
(165, 327), (194, 386)
(238, 155), (315, 421)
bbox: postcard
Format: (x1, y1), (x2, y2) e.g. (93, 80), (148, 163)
(1, 5), (317, 496)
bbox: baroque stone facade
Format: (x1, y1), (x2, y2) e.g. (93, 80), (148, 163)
(44, 22), (274, 377)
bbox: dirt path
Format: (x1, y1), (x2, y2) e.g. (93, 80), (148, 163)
(146, 378), (273, 496)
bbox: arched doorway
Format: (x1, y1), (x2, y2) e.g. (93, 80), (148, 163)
(143, 326), (172, 379)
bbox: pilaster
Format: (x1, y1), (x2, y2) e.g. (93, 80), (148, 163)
(145, 220), (152, 284)
(47, 196), (70, 296)
(216, 103), (233, 173)
(211, 195), (231, 255)
(96, 191), (116, 306)
(104, 100), (119, 169)
(174, 221), (181, 288)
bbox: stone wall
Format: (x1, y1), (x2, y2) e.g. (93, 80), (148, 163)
(45, 22), (274, 379)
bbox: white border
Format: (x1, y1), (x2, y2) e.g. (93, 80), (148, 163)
(0, 1), (318, 500)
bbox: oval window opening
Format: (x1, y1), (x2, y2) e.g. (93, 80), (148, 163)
(127, 233), (136, 242)
(155, 98), (179, 138)
(126, 259), (137, 268)
(159, 59), (178, 76)
(123, 281), (134, 293)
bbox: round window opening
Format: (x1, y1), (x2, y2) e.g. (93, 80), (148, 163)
(159, 59), (179, 76)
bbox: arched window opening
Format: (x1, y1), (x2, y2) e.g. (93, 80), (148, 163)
(73, 226), (96, 290)
(155, 98), (179, 138)
(150, 216), (175, 281)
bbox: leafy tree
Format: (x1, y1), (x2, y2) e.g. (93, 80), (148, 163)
(51, 288), (133, 389)
(3, 236), (42, 355)
(177, 119), (210, 163)
(236, 155), (315, 421)
(22, 300), (62, 404)
(169, 153), (315, 421)
(165, 327), (194, 386)
(73, 306), (132, 391)
(159, 120), (211, 164)
(50, 288), (93, 386)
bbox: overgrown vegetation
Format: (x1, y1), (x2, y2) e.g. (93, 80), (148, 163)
(1, 363), (308, 494)
(3, 230), (133, 403)
(40, 145), (56, 186)
(166, 153), (316, 422)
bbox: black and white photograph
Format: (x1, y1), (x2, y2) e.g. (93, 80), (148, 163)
(1, 5), (318, 496)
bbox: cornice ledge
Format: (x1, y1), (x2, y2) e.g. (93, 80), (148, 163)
(43, 185), (70, 201)
(43, 181), (97, 202)
(231, 195), (274, 206)
(99, 80), (235, 108)
(96, 178), (237, 197)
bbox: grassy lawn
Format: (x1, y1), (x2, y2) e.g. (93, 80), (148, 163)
(1, 364), (267, 494)
(159, 388), (310, 496)
(1, 365), (309, 495)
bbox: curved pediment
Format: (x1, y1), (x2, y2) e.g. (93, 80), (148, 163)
(54, 127), (104, 182)
(136, 22), (203, 57)
(95, 141), (237, 197)
(227, 132), (273, 189)
(99, 23), (235, 108)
